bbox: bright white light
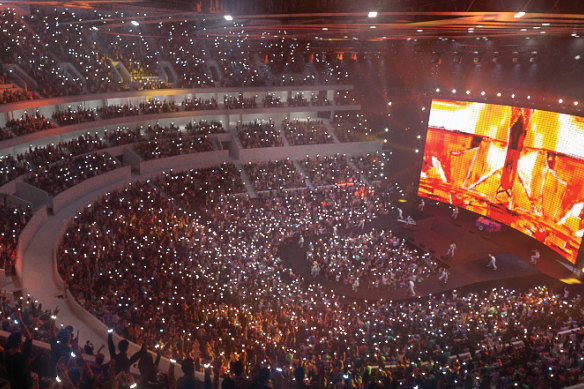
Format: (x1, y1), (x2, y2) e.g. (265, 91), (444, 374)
(131, 20), (139, 26)
(417, 29), (423, 33)
(559, 99), (563, 103)
(514, 11), (526, 18)
(497, 92), (502, 97)
(435, 88), (440, 92)
(224, 15), (233, 21)
(466, 90), (470, 95)
(91, 26), (99, 31)
(527, 95), (531, 100)
(575, 55), (581, 60)
(481, 91), (486, 96)
(511, 94), (515, 98)
(370, 25), (376, 29)
(451, 89), (456, 94)
(368, 11), (378, 18)
(574, 101), (579, 106)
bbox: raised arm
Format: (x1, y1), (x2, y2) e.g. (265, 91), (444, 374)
(107, 331), (116, 359)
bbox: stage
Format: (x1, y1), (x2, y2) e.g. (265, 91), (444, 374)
(280, 201), (578, 301)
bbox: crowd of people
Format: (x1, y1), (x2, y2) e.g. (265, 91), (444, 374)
(52, 172), (584, 388)
(300, 154), (361, 186)
(0, 198), (32, 272)
(244, 160), (306, 191)
(236, 121), (284, 149)
(3, 112), (56, 137)
(224, 95), (258, 110)
(184, 120), (225, 136)
(351, 152), (391, 183)
(307, 228), (438, 291)
(0, 127), (145, 187)
(4, 6), (584, 389)
(0, 7), (357, 103)
(182, 97), (218, 111)
(333, 112), (374, 142)
(133, 123), (219, 160)
(262, 94), (283, 107)
(334, 90), (360, 106)
(0, 86), (38, 105)
(282, 120), (334, 146)
(25, 153), (119, 195)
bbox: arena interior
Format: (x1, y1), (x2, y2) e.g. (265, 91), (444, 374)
(1, 0), (584, 388)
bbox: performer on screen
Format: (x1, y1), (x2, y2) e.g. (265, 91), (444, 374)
(494, 107), (534, 209)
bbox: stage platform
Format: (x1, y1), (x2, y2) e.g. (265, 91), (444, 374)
(280, 201), (579, 301)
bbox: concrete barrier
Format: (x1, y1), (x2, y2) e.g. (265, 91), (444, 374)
(51, 166), (132, 213)
(139, 150), (229, 176)
(0, 175), (24, 195)
(0, 85), (356, 114)
(238, 140), (382, 163)
(16, 181), (50, 210)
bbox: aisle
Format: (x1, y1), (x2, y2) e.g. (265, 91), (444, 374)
(21, 179), (130, 349)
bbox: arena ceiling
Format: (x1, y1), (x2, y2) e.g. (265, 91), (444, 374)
(6, 0), (584, 40)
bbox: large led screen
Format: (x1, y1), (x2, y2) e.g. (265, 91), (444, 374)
(419, 99), (584, 263)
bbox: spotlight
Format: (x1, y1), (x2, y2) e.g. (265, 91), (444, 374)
(466, 90), (470, 95)
(435, 88), (440, 93)
(529, 51), (538, 63)
(511, 94), (515, 98)
(481, 91), (486, 96)
(131, 20), (139, 26)
(559, 99), (563, 103)
(452, 89), (456, 94)
(224, 15), (233, 21)
(492, 52), (500, 64)
(473, 51), (482, 64)
(575, 55), (581, 60)
(368, 11), (378, 18)
(514, 11), (526, 18)
(497, 92), (502, 97)
(574, 101), (579, 106)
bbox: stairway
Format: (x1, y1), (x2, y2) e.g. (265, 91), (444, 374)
(235, 162), (257, 198)
(293, 159), (314, 190)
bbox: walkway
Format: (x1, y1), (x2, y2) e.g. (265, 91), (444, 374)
(21, 178), (130, 349)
